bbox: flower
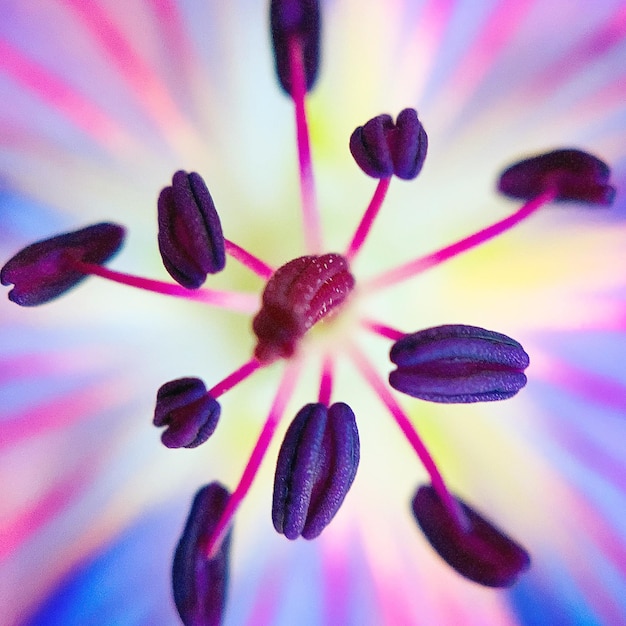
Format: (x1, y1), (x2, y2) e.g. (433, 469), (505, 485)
(1, 2), (625, 625)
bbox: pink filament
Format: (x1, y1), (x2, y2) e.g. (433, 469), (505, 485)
(205, 361), (301, 557)
(360, 319), (406, 341)
(288, 36), (322, 254)
(225, 239), (274, 280)
(318, 354), (334, 406)
(209, 358), (262, 399)
(348, 344), (469, 531)
(365, 188), (558, 292)
(73, 261), (258, 313)
(346, 177), (392, 261)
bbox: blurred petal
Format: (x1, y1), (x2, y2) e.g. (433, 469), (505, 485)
(1, 1), (625, 625)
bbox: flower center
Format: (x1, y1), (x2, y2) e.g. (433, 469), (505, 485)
(252, 252), (355, 363)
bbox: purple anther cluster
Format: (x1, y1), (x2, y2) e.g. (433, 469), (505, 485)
(0, 222), (125, 306)
(272, 402), (360, 540)
(158, 170), (226, 289)
(498, 148), (616, 205)
(412, 485), (531, 588)
(173, 483), (232, 626)
(270, 0), (320, 95)
(350, 108), (428, 180)
(154, 378), (221, 449)
(389, 325), (530, 403)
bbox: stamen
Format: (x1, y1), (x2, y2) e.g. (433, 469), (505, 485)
(158, 170), (226, 288)
(389, 325), (529, 404)
(205, 360), (301, 558)
(318, 353), (334, 405)
(72, 260), (258, 313)
(364, 187), (558, 292)
(360, 318), (405, 341)
(350, 108), (427, 181)
(272, 400), (359, 540)
(288, 36), (322, 253)
(208, 358), (263, 399)
(154, 378), (221, 449)
(348, 343), (469, 531)
(224, 239), (274, 280)
(345, 177), (391, 261)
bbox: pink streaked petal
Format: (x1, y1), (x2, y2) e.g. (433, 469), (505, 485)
(530, 348), (626, 415)
(242, 558), (285, 626)
(548, 405), (626, 508)
(527, 4), (626, 97)
(545, 475), (626, 621)
(428, 0), (537, 131)
(0, 380), (133, 449)
(0, 347), (113, 385)
(355, 519), (519, 626)
(0, 38), (134, 153)
(394, 0), (456, 102)
(146, 0), (198, 87)
(0, 456), (98, 559)
(64, 0), (201, 157)
(320, 534), (351, 625)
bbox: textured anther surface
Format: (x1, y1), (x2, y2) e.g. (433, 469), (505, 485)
(0, 222), (125, 306)
(270, 0), (321, 95)
(389, 324), (529, 403)
(272, 402), (360, 540)
(158, 170), (226, 289)
(154, 378), (221, 448)
(412, 485), (531, 588)
(497, 148), (616, 205)
(349, 108), (428, 180)
(173, 483), (232, 626)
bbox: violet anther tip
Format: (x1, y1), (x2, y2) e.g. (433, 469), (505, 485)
(350, 108), (428, 180)
(154, 378), (220, 449)
(389, 324), (529, 403)
(270, 0), (321, 95)
(272, 402), (360, 540)
(498, 148), (616, 206)
(173, 482), (232, 626)
(412, 485), (531, 588)
(158, 170), (226, 290)
(1, 222), (125, 306)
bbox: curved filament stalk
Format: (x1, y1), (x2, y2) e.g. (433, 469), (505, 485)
(288, 35), (322, 254)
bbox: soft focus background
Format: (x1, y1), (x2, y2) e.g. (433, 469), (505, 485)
(1, 1), (626, 624)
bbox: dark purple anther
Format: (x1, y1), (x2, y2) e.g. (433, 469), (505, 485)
(389, 324), (529, 403)
(154, 378), (220, 449)
(173, 482), (232, 626)
(412, 485), (530, 588)
(1, 222), (125, 306)
(158, 171), (226, 289)
(252, 253), (355, 363)
(350, 108), (428, 180)
(270, 0), (321, 95)
(498, 148), (616, 205)
(272, 402), (360, 540)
